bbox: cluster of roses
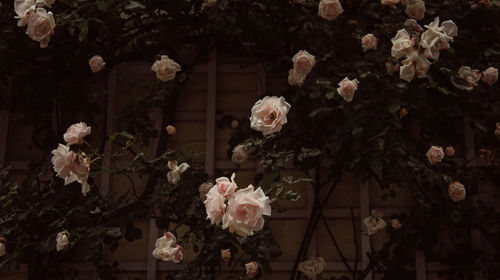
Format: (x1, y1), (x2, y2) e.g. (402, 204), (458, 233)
(14, 0), (56, 48)
(51, 122), (92, 196)
(454, 66), (498, 91)
(390, 17), (458, 82)
(426, 146), (466, 202)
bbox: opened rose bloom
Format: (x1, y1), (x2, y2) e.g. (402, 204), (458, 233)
(420, 17), (458, 60)
(318, 0), (343, 21)
(88, 55), (106, 73)
(292, 50), (316, 75)
(288, 69), (307, 86)
(14, 0), (35, 27)
(361, 33), (378, 52)
(152, 232), (183, 263)
(51, 144), (91, 196)
(458, 66), (481, 90)
(448, 181), (466, 202)
(26, 7), (55, 48)
(399, 50), (431, 82)
(151, 55), (181, 82)
(298, 257), (326, 279)
(199, 182), (213, 200)
(337, 77), (359, 102)
(204, 186), (226, 225)
(245, 261), (259, 278)
(249, 96), (291, 135)
(381, 0), (400, 9)
(56, 231), (69, 252)
(404, 0), (425, 21)
(63, 122), (91, 146)
(167, 160), (189, 184)
(222, 185), (271, 237)
(232, 144), (248, 164)
(391, 29), (415, 59)
(363, 210), (386, 235)
(426, 145), (444, 165)
(481, 67), (498, 85)
(221, 249), (231, 263)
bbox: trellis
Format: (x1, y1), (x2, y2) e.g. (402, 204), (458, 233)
(0, 52), (487, 280)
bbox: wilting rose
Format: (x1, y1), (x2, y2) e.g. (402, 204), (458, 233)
(361, 33), (378, 52)
(448, 181), (466, 202)
(249, 96), (291, 135)
(221, 249), (231, 263)
(152, 232), (183, 263)
(363, 214), (386, 235)
(63, 122), (91, 146)
(445, 146), (455, 157)
(245, 261), (259, 278)
(166, 125), (176, 135)
(481, 67), (498, 85)
(151, 55), (181, 82)
(426, 145), (444, 165)
(391, 29), (415, 59)
(56, 231), (69, 252)
(337, 77), (359, 102)
(420, 17), (457, 60)
(386, 61), (400, 75)
(26, 8), (55, 48)
(391, 218), (402, 229)
(458, 66), (481, 89)
(199, 182), (213, 200)
(167, 160), (189, 184)
(14, 0), (35, 27)
(232, 144), (248, 164)
(88, 55), (106, 73)
(298, 257), (326, 279)
(222, 185), (271, 237)
(318, 0), (343, 21)
(288, 69), (307, 86)
(405, 0), (425, 21)
(399, 50), (431, 82)
(381, 0), (400, 8)
(51, 144), (91, 196)
(292, 50), (316, 75)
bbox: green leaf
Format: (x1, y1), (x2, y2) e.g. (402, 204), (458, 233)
(387, 103), (401, 113)
(284, 190), (301, 201)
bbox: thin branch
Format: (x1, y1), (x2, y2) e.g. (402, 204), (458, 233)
(351, 207), (359, 279)
(320, 212), (354, 274)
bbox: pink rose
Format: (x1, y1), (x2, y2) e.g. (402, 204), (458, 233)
(151, 55), (181, 82)
(88, 55), (105, 73)
(361, 33), (378, 52)
(381, 0), (400, 8)
(405, 0), (425, 21)
(426, 145), (444, 165)
(14, 0), (36, 27)
(222, 185), (271, 237)
(204, 186), (226, 225)
(391, 218), (402, 229)
(292, 50), (316, 75)
(337, 77), (359, 102)
(215, 173), (238, 197)
(288, 69), (307, 86)
(448, 181), (465, 202)
(152, 232), (183, 263)
(199, 182), (213, 200)
(445, 146), (455, 157)
(245, 261), (259, 278)
(481, 67), (498, 85)
(63, 122), (91, 146)
(318, 0), (343, 21)
(249, 96), (291, 135)
(221, 249), (231, 263)
(232, 144), (248, 164)
(298, 257), (326, 279)
(26, 8), (55, 48)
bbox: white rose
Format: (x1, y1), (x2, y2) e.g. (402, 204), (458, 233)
(292, 50), (316, 75)
(151, 55), (181, 82)
(405, 0), (425, 21)
(167, 160), (189, 184)
(426, 145), (444, 165)
(63, 122), (91, 146)
(337, 77), (359, 102)
(391, 29), (415, 59)
(51, 144), (91, 195)
(245, 261), (259, 278)
(361, 33), (378, 52)
(231, 144), (248, 164)
(363, 214), (386, 235)
(420, 17), (457, 60)
(222, 185), (271, 237)
(481, 67), (498, 85)
(458, 66), (481, 88)
(56, 231), (69, 252)
(152, 232), (183, 263)
(318, 0), (343, 21)
(399, 50), (431, 82)
(199, 182), (213, 200)
(14, 0), (35, 27)
(448, 181), (465, 202)
(288, 69), (307, 86)
(88, 55), (106, 73)
(26, 8), (55, 48)
(298, 257), (326, 279)
(249, 96), (291, 135)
